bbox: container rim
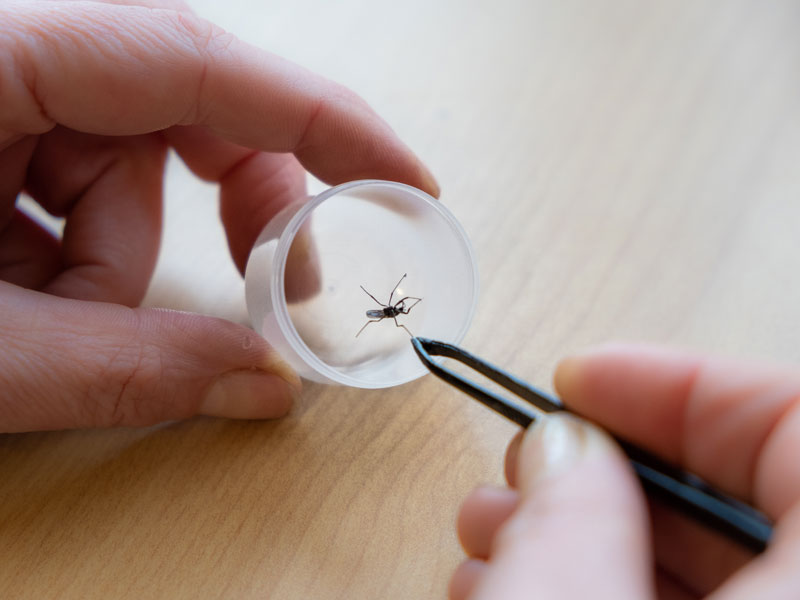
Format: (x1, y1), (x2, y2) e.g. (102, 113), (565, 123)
(269, 179), (479, 388)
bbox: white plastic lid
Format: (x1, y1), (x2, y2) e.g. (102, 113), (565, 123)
(245, 180), (478, 388)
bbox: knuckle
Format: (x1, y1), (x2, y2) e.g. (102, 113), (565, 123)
(79, 308), (191, 428)
(166, 11), (236, 123)
(89, 338), (165, 427)
(0, 7), (56, 134)
(172, 11), (236, 60)
(0, 301), (191, 429)
(296, 83), (376, 150)
(322, 83), (375, 124)
(326, 81), (369, 109)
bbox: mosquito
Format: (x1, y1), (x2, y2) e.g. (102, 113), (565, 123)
(356, 273), (422, 338)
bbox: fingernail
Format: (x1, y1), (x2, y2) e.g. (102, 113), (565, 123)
(200, 371), (299, 419)
(518, 413), (610, 493)
(504, 430), (524, 487)
(554, 344), (630, 399)
(553, 355), (582, 399)
(418, 162), (441, 198)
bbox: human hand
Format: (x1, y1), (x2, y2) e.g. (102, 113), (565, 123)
(0, 0), (438, 432)
(451, 344), (800, 599)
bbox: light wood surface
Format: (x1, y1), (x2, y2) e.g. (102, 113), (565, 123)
(2, 1), (800, 598)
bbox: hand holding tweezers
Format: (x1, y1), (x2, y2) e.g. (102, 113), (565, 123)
(411, 337), (773, 553)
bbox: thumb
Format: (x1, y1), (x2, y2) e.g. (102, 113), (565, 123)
(471, 414), (653, 600)
(0, 282), (299, 432)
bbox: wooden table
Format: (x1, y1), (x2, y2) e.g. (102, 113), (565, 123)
(2, 0), (799, 597)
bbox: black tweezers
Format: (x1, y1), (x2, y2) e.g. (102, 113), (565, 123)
(411, 337), (773, 553)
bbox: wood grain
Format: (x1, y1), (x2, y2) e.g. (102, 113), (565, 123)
(2, 0), (799, 598)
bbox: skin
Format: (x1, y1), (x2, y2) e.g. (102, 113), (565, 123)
(0, 0), (438, 431)
(451, 344), (800, 599)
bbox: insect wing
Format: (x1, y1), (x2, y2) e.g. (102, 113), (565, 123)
(366, 309), (384, 318)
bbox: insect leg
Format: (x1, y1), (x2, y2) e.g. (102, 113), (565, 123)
(360, 286), (386, 307)
(396, 296), (422, 313)
(393, 316), (414, 338)
(356, 318), (383, 338)
(388, 273), (407, 305)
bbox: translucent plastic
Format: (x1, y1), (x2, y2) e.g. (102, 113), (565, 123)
(245, 180), (478, 388)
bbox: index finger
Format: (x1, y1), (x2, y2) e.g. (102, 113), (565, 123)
(2, 2), (438, 193)
(554, 343), (800, 520)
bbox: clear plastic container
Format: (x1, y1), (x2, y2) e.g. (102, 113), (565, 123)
(245, 180), (478, 388)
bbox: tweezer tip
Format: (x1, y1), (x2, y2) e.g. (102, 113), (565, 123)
(411, 336), (437, 347)
(410, 336), (428, 356)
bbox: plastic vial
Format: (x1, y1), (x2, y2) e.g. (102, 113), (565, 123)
(245, 180), (478, 388)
